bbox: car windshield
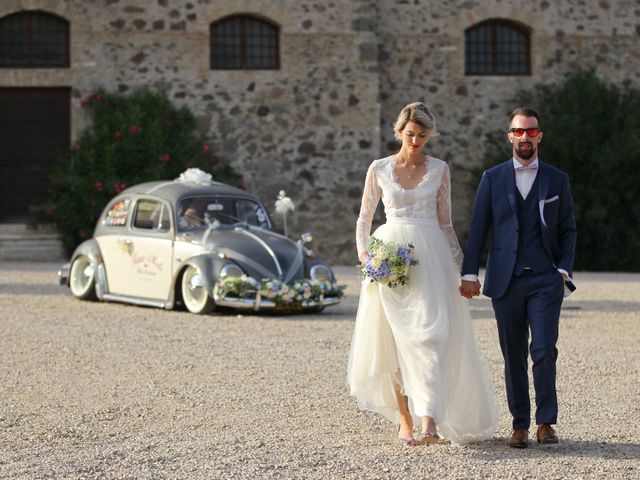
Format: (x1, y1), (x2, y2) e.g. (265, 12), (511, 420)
(177, 196), (271, 231)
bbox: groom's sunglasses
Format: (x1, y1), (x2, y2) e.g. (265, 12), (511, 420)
(509, 127), (541, 137)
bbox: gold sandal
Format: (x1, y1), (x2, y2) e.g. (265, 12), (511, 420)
(418, 431), (442, 444)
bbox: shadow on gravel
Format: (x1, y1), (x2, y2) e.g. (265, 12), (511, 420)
(0, 283), (65, 295)
(558, 300), (640, 313)
(463, 438), (640, 460)
(468, 299), (640, 319)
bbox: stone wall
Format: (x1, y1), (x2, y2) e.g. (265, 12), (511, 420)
(1, 0), (638, 263)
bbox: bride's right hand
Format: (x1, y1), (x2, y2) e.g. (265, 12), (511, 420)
(359, 251), (369, 263)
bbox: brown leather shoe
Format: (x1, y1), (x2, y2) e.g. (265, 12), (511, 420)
(536, 424), (559, 444)
(509, 429), (529, 448)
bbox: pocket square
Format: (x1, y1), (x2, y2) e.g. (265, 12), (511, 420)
(544, 195), (559, 204)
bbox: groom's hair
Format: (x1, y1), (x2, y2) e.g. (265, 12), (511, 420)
(509, 107), (541, 128)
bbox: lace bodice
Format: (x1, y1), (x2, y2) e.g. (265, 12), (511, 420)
(356, 155), (463, 270)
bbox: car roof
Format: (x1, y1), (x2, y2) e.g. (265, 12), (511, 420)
(120, 180), (256, 205)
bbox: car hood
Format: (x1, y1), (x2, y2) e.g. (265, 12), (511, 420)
(197, 225), (305, 282)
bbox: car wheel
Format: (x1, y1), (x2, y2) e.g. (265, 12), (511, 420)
(69, 255), (97, 300)
(181, 265), (215, 314)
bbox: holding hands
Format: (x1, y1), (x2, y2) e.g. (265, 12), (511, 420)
(460, 279), (481, 299)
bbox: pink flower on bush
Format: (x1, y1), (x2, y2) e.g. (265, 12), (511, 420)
(80, 100), (87, 108)
(95, 182), (104, 191)
(114, 130), (123, 139)
(238, 182), (247, 191)
(160, 153), (170, 163)
(79, 230), (88, 239)
(73, 143), (81, 150)
(112, 181), (126, 193)
(129, 125), (141, 134)
(202, 144), (210, 153)
(90, 92), (102, 102)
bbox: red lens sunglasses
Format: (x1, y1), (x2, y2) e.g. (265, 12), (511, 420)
(509, 128), (541, 137)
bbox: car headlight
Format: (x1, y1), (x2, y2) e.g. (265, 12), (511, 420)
(310, 264), (332, 282)
(220, 263), (244, 278)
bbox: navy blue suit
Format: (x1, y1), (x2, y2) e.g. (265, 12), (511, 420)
(462, 159), (576, 429)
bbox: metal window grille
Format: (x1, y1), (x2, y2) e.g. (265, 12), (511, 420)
(0, 11), (70, 68)
(465, 20), (530, 76)
(210, 16), (279, 70)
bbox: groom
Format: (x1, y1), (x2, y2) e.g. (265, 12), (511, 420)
(460, 107), (576, 448)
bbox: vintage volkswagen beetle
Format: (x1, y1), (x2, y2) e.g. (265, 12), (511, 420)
(58, 169), (342, 314)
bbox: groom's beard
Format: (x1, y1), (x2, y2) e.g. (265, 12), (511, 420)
(516, 142), (536, 160)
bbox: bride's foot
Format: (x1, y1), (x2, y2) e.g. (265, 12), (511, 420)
(419, 416), (441, 444)
(418, 431), (442, 444)
(397, 417), (417, 447)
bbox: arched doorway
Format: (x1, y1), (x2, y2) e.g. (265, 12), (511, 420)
(0, 11), (70, 222)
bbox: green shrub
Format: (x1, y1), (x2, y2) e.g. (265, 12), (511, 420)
(32, 88), (241, 254)
(480, 70), (640, 271)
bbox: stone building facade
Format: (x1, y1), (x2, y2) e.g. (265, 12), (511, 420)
(1, 0), (638, 263)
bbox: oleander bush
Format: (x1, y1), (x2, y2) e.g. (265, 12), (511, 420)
(480, 70), (640, 271)
(32, 88), (241, 254)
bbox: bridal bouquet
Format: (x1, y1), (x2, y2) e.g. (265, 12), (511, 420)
(359, 237), (418, 288)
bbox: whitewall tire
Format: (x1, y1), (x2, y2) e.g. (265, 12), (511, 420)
(69, 255), (97, 300)
(181, 265), (215, 314)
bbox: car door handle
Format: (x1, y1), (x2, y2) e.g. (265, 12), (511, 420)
(120, 238), (134, 255)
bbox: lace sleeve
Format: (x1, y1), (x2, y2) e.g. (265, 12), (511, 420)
(436, 163), (464, 271)
(355, 162), (382, 258)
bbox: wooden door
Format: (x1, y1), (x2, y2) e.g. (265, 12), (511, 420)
(0, 88), (70, 222)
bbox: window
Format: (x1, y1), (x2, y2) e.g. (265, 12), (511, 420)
(465, 20), (530, 75)
(178, 196), (271, 231)
(133, 199), (171, 232)
(103, 198), (131, 227)
(0, 11), (70, 68)
(210, 15), (279, 70)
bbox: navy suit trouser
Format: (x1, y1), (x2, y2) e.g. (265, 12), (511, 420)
(492, 269), (565, 430)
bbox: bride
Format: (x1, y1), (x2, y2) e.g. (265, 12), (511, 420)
(347, 102), (496, 446)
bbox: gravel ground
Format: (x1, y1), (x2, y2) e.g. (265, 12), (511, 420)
(0, 262), (638, 479)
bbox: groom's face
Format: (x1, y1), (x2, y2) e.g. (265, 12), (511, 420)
(508, 114), (543, 163)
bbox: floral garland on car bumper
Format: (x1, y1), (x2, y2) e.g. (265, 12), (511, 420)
(214, 275), (345, 306)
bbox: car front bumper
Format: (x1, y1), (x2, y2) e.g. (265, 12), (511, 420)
(58, 262), (70, 285)
(213, 291), (341, 311)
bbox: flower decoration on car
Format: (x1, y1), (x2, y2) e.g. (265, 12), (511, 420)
(214, 276), (344, 307)
(275, 190), (295, 237)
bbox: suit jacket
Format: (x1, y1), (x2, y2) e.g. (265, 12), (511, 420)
(462, 159), (577, 299)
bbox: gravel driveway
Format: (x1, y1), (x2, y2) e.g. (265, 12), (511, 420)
(1, 263), (638, 479)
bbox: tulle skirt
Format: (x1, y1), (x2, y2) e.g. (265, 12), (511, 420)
(347, 218), (496, 444)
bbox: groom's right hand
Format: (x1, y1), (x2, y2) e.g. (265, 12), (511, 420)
(460, 279), (481, 298)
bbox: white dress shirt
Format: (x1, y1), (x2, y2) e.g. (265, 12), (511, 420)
(514, 157), (538, 199)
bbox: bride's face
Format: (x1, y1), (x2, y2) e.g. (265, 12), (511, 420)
(400, 121), (428, 153)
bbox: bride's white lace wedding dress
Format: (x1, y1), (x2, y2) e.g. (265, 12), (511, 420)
(347, 155), (496, 444)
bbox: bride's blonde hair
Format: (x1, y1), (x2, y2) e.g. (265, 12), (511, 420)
(393, 102), (439, 141)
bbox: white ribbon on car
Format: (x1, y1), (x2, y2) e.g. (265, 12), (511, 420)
(176, 168), (212, 185)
